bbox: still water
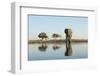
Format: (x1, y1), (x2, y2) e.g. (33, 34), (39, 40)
(28, 43), (88, 61)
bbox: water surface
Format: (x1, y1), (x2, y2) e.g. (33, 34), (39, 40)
(28, 43), (88, 61)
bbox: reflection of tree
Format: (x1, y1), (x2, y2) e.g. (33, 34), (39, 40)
(52, 45), (60, 50)
(38, 43), (47, 52)
(52, 43), (61, 51)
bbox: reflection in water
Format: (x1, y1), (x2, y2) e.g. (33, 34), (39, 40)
(38, 43), (61, 51)
(65, 43), (72, 56)
(38, 43), (47, 52)
(53, 46), (60, 50)
(29, 43), (88, 60)
(38, 42), (72, 56)
(52, 43), (61, 50)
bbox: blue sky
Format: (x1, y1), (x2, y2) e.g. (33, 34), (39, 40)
(28, 15), (88, 40)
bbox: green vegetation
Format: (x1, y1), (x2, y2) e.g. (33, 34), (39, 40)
(52, 33), (61, 40)
(38, 32), (48, 40)
(29, 32), (88, 44)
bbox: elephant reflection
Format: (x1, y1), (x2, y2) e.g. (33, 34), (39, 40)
(65, 43), (72, 56)
(38, 43), (48, 52)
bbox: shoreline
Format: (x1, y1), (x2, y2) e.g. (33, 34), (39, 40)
(28, 39), (88, 44)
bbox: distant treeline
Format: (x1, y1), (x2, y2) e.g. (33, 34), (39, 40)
(28, 39), (88, 44)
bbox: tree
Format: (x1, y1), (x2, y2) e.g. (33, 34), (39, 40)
(38, 32), (48, 40)
(52, 33), (61, 40)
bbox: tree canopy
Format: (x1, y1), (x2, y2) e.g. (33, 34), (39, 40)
(38, 32), (48, 40)
(52, 33), (61, 40)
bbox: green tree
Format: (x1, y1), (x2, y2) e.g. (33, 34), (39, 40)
(52, 33), (61, 40)
(38, 32), (48, 40)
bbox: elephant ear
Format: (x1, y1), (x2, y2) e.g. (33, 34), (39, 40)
(68, 29), (72, 37)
